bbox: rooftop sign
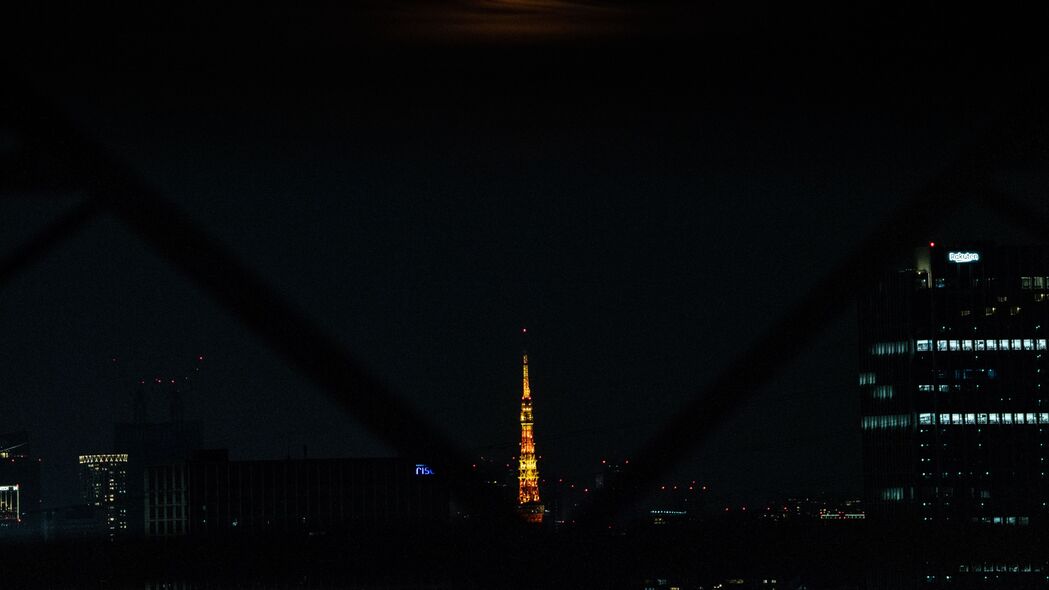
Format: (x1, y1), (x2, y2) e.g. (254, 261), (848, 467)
(948, 251), (980, 263)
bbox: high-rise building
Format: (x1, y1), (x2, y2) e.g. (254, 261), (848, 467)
(144, 450), (448, 537)
(79, 453), (129, 538)
(517, 348), (543, 524)
(0, 432), (42, 538)
(115, 380), (202, 535)
(859, 244), (1049, 526)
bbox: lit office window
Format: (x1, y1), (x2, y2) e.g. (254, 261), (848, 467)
(975, 339), (986, 351)
(916, 340), (932, 352)
(938, 385), (949, 392)
(1012, 339), (1022, 349)
(872, 386), (894, 400)
(859, 372), (876, 385)
(965, 413), (976, 424)
(918, 384), (933, 391)
(987, 339), (998, 350)
(1015, 413), (1025, 424)
(1026, 413), (1037, 424)
(1040, 413), (1049, 424)
(1003, 413), (1013, 424)
(1038, 339), (1047, 350)
(1024, 339), (1034, 350)
(937, 340), (948, 351)
(881, 487), (904, 501)
(950, 340), (960, 351)
(1035, 276), (1045, 289)
(1000, 339), (1010, 350)
(940, 413), (951, 425)
(962, 340), (973, 351)
(978, 413), (988, 424)
(952, 414), (963, 425)
(919, 413), (934, 425)
(989, 413), (1000, 424)
(1022, 277), (1032, 289)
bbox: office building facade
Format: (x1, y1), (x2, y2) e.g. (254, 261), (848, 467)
(859, 244), (1049, 526)
(144, 451), (448, 537)
(0, 432), (42, 537)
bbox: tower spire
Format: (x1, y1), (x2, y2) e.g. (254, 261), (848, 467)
(517, 328), (543, 523)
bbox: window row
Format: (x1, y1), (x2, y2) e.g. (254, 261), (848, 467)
(870, 341), (909, 355)
(861, 415), (911, 430)
(918, 412), (1049, 425)
(1021, 276), (1049, 290)
(916, 339), (1047, 352)
(972, 516), (1031, 527)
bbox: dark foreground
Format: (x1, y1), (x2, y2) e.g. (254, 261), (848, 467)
(3, 520), (1049, 589)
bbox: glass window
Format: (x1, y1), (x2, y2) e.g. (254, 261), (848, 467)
(916, 339), (932, 352)
(1026, 413), (1037, 424)
(1038, 339), (1047, 350)
(1000, 339), (1010, 350)
(937, 340), (948, 351)
(965, 413), (976, 424)
(918, 384), (933, 391)
(1003, 413), (1013, 424)
(975, 339), (986, 351)
(978, 413), (988, 424)
(989, 413), (1000, 424)
(949, 340), (960, 351)
(919, 413), (934, 425)
(1012, 339), (1022, 349)
(1040, 413), (1049, 424)
(963, 340), (973, 351)
(938, 384), (949, 392)
(1024, 339), (1034, 350)
(1022, 277), (1032, 289)
(940, 413), (950, 425)
(952, 414), (962, 425)
(986, 339), (998, 350)
(1015, 413), (1025, 424)
(1035, 276), (1045, 289)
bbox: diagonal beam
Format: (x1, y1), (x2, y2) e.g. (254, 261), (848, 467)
(0, 199), (101, 288)
(577, 151), (998, 527)
(2, 73), (518, 526)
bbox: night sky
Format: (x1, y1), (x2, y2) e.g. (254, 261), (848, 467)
(1, 3), (1042, 508)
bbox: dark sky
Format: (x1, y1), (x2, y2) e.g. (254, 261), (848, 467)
(1, 3), (1043, 508)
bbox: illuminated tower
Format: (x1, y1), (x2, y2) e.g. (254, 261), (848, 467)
(517, 345), (543, 523)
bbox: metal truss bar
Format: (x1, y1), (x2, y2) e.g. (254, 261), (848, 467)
(0, 198), (101, 288)
(577, 154), (994, 527)
(2, 75), (518, 526)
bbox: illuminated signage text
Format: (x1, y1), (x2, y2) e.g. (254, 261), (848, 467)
(948, 251), (980, 263)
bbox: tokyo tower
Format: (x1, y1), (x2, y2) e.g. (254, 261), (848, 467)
(517, 332), (543, 523)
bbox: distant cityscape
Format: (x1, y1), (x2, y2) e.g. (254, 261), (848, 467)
(4, 243), (1049, 588)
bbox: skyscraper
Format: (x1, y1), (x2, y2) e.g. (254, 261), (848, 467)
(79, 454), (129, 538)
(517, 347), (543, 524)
(115, 379), (202, 535)
(859, 244), (1049, 526)
(0, 432), (42, 538)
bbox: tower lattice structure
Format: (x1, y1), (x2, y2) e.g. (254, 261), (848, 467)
(517, 351), (543, 523)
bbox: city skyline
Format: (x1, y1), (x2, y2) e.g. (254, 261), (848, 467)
(3, 4), (1049, 585)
